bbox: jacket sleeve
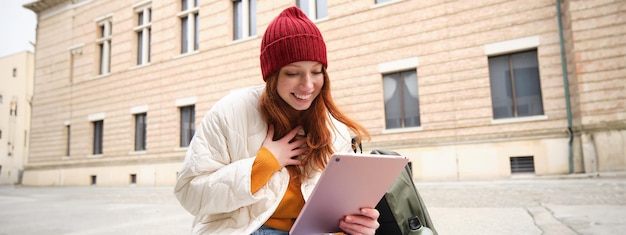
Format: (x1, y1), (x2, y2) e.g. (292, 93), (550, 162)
(173, 110), (277, 216)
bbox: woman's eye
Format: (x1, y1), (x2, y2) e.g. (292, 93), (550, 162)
(312, 71), (323, 75)
(285, 73), (299, 77)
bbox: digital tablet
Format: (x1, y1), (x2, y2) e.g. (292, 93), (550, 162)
(290, 152), (409, 235)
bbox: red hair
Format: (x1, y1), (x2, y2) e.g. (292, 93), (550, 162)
(259, 68), (370, 182)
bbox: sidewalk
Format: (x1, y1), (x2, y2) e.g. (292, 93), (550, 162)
(416, 175), (626, 235)
(0, 175), (624, 235)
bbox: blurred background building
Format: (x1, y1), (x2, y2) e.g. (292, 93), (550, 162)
(21, 0), (625, 186)
(0, 51), (34, 185)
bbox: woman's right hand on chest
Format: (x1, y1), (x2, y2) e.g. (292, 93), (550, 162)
(262, 125), (308, 168)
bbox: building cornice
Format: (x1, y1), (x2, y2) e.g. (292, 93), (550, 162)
(23, 0), (93, 20)
(23, 0), (67, 14)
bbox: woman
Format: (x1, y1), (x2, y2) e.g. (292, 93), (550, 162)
(174, 6), (378, 235)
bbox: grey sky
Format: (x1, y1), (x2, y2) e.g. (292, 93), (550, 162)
(0, 0), (37, 58)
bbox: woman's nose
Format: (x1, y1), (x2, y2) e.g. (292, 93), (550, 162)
(301, 74), (314, 89)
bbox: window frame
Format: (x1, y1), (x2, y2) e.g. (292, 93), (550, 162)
(233, 0), (257, 40)
(378, 57), (422, 132)
(95, 17), (112, 75)
(487, 49), (545, 120)
(297, 0), (328, 21)
(134, 2), (152, 65)
(178, 0), (199, 54)
(375, 0), (397, 5)
(65, 123), (71, 157)
(134, 113), (147, 151)
(382, 70), (421, 130)
(92, 120), (104, 155)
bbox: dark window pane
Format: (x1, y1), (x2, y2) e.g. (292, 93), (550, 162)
(66, 125), (71, 156)
(181, 16), (188, 53)
(194, 13), (199, 50)
(93, 121), (103, 154)
(137, 31), (143, 65)
(182, 0), (187, 11)
(402, 71), (420, 127)
(512, 50), (543, 117)
(489, 55), (514, 118)
(138, 11), (144, 25)
(180, 106), (195, 147)
(147, 28), (151, 62)
(383, 73), (403, 129)
(99, 43), (105, 74)
(135, 114), (147, 151)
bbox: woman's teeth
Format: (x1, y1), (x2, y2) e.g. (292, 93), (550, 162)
(294, 93), (311, 100)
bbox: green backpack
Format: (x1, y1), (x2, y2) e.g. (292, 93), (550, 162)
(363, 147), (438, 235)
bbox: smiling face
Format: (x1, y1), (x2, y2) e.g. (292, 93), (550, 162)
(276, 61), (325, 111)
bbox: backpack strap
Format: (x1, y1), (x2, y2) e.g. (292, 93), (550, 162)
(351, 137), (363, 153)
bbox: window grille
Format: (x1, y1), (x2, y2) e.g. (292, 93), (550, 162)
(510, 156), (535, 173)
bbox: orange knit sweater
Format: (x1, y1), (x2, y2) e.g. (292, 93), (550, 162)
(251, 147), (305, 231)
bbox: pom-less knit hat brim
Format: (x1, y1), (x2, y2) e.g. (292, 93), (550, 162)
(260, 6), (328, 81)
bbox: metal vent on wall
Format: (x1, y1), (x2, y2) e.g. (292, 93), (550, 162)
(510, 156), (535, 173)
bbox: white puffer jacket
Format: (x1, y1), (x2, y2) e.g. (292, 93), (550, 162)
(174, 86), (353, 234)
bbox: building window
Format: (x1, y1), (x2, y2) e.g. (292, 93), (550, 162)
(488, 50), (544, 119)
(375, 0), (394, 4)
(9, 100), (17, 116)
(65, 125), (71, 156)
(233, 0), (256, 40)
(92, 120), (104, 154)
(130, 174), (137, 184)
(179, 0), (199, 54)
(180, 105), (195, 147)
(12, 68), (17, 77)
(383, 70), (420, 129)
(135, 4), (151, 65)
(96, 18), (112, 75)
(297, 0), (327, 20)
(91, 175), (97, 185)
(134, 113), (147, 151)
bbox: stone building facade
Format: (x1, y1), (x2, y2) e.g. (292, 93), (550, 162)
(23, 0), (625, 185)
(0, 51), (34, 185)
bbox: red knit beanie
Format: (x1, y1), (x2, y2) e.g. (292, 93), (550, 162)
(260, 6), (327, 81)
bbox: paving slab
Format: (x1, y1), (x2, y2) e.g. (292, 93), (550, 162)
(429, 207), (541, 235)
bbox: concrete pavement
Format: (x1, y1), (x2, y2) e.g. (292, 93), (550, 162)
(0, 174), (624, 235)
(416, 174), (626, 235)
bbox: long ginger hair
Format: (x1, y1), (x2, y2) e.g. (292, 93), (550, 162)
(259, 68), (370, 182)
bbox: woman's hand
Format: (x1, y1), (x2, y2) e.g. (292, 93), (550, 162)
(339, 208), (380, 235)
(262, 125), (308, 168)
